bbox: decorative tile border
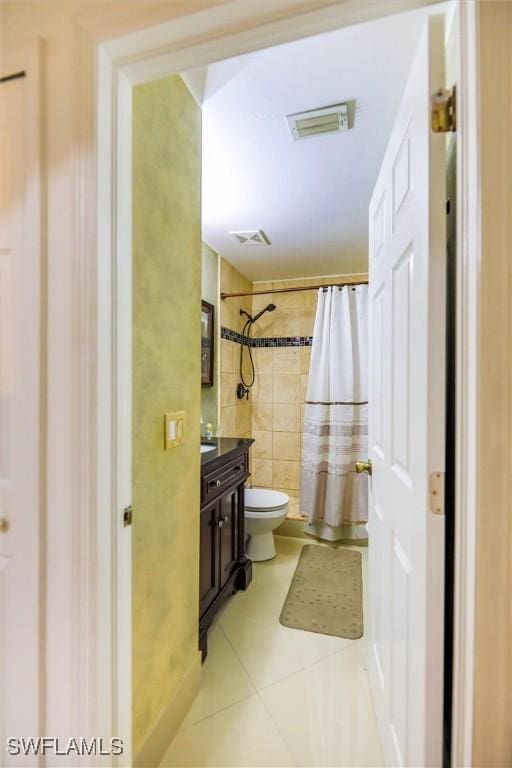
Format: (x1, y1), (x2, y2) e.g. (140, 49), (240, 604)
(220, 327), (250, 346)
(252, 335), (313, 347)
(221, 326), (312, 348)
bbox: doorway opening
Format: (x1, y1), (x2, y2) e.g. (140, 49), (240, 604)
(97, 1), (464, 765)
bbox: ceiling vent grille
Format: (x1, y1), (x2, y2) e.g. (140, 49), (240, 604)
(230, 230), (271, 246)
(286, 103), (349, 140)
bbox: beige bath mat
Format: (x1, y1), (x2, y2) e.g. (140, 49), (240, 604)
(279, 545), (363, 639)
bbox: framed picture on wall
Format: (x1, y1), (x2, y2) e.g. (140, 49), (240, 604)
(201, 300), (214, 387)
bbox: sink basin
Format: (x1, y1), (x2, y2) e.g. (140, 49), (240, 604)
(201, 444), (216, 454)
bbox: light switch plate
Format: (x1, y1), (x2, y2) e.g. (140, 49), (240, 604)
(164, 411), (185, 449)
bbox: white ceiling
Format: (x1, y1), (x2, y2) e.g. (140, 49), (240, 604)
(183, 3), (450, 281)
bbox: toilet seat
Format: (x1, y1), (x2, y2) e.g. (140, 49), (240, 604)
(245, 488), (289, 513)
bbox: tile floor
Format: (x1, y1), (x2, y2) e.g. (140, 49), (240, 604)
(161, 536), (384, 767)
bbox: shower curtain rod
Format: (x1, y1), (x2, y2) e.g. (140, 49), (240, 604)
(221, 279), (368, 300)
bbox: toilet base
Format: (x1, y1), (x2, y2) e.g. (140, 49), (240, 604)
(246, 531), (277, 561)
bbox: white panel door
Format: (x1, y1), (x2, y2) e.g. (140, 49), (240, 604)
(367, 16), (446, 767)
(0, 66), (41, 756)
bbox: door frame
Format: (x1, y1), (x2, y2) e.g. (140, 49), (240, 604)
(0, 37), (45, 747)
(86, 1), (479, 763)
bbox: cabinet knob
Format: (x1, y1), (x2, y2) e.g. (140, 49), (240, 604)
(235, 464), (244, 472)
(217, 519), (223, 528)
(209, 479), (221, 488)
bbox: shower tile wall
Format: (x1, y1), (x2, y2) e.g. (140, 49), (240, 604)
(250, 279), (318, 518)
(217, 260), (367, 518)
(218, 257), (253, 439)
(250, 276), (367, 518)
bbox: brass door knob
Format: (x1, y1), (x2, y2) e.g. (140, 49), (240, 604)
(355, 459), (372, 476)
(0, 518), (10, 533)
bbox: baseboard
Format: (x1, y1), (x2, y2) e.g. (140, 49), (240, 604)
(275, 520), (369, 546)
(134, 651), (202, 768)
(275, 518), (310, 539)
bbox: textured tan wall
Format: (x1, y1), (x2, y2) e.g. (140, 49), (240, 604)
(218, 257), (252, 439)
(132, 75), (201, 755)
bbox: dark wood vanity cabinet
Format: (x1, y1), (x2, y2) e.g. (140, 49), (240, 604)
(199, 440), (253, 660)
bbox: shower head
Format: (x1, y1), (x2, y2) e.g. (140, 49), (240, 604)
(239, 303), (277, 324)
(252, 303), (277, 323)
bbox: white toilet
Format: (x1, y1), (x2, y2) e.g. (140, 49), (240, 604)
(244, 488), (289, 561)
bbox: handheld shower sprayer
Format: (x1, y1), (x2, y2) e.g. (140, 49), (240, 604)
(251, 303), (277, 323)
(239, 304), (276, 325)
(237, 303), (277, 399)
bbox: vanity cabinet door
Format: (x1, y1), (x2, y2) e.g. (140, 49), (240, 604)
(199, 452), (252, 660)
(199, 502), (220, 616)
(219, 489), (239, 590)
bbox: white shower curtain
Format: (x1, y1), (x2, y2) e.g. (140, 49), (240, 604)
(301, 285), (368, 541)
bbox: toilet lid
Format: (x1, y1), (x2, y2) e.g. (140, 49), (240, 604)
(245, 488), (289, 511)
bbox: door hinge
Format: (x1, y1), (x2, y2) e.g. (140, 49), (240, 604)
(429, 473), (445, 515)
(431, 86), (456, 133)
(123, 505), (133, 527)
